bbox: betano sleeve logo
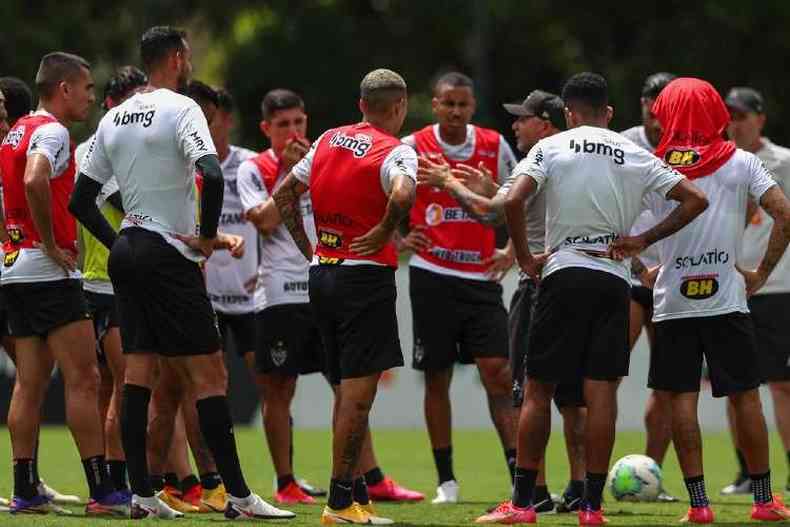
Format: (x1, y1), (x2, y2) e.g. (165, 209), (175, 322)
(328, 131), (372, 158)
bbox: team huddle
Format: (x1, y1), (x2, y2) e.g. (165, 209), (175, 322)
(2, 24), (790, 526)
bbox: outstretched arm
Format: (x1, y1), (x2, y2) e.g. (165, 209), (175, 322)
(272, 173), (311, 260)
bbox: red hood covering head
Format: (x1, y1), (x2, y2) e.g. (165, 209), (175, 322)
(653, 77), (736, 180)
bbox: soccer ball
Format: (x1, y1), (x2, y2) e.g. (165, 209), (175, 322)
(607, 454), (663, 502)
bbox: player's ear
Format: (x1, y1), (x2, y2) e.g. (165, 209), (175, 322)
(359, 98), (367, 116)
(260, 120), (271, 138)
(606, 105), (614, 125)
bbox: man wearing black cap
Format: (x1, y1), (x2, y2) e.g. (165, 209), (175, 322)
(722, 86), (790, 496)
(419, 90), (587, 514)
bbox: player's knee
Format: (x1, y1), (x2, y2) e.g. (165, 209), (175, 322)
(67, 364), (101, 399)
(769, 381), (790, 399)
(477, 359), (511, 390)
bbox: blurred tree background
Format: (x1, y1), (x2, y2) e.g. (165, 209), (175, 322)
(2, 0), (789, 151)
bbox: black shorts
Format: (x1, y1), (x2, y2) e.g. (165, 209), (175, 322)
(256, 303), (324, 376)
(527, 267), (630, 383)
(0, 287), (8, 339)
(4, 279), (91, 338)
(216, 311), (256, 357)
(309, 265), (403, 385)
(410, 266), (508, 372)
(631, 285), (654, 312)
(650, 312), (760, 398)
(84, 290), (120, 363)
(108, 227), (221, 357)
(749, 294), (790, 383)
(509, 278), (585, 408)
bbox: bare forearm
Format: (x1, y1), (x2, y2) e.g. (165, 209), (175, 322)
(272, 175), (311, 260)
(25, 179), (56, 246)
(642, 200), (705, 247)
(758, 216), (790, 277)
(505, 196), (531, 265)
(631, 256), (647, 277)
(445, 178), (503, 225)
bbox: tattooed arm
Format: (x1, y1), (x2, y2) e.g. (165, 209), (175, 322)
(272, 173), (312, 261)
(740, 185), (790, 296)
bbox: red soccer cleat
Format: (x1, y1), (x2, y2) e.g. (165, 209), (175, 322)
(475, 501), (536, 524)
(275, 481), (316, 505)
(367, 477), (424, 502)
(181, 482), (202, 509)
(579, 507), (609, 525)
(679, 506), (714, 524)
(751, 498), (790, 521)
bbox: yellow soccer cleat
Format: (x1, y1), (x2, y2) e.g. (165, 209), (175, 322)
(321, 502), (393, 525)
(201, 483), (228, 513)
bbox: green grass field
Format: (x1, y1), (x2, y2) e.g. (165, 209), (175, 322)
(0, 427), (786, 525)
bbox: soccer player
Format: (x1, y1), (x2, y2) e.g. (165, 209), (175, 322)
(400, 72), (517, 504)
(477, 72), (707, 525)
(272, 68), (416, 525)
(645, 78), (790, 523)
(418, 89), (587, 513)
(240, 88), (423, 506)
(621, 72), (679, 502)
(70, 26), (294, 520)
(0, 52), (128, 516)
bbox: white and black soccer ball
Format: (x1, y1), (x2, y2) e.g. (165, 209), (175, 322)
(607, 454), (663, 502)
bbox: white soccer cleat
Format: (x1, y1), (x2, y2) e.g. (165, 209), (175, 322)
(225, 492), (296, 520)
(0, 496), (8, 506)
(131, 492), (185, 519)
(431, 480), (460, 504)
(38, 481), (82, 505)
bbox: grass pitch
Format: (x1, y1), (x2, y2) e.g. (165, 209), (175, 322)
(0, 426), (786, 525)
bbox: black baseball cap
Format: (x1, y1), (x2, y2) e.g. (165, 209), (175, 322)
(725, 87), (765, 114)
(503, 90), (566, 131)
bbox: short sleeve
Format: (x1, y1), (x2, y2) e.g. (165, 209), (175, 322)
(27, 121), (70, 178)
(746, 152), (778, 202)
(237, 160), (269, 214)
(292, 133), (325, 186)
(79, 125), (113, 185)
(176, 102), (217, 163)
(640, 150), (685, 199)
(518, 141), (549, 191)
(380, 144), (418, 194)
(497, 135), (517, 185)
(400, 134), (416, 148)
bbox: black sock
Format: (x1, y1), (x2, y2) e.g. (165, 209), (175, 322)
(751, 471), (773, 504)
(201, 472), (222, 491)
(583, 472), (607, 511)
(684, 475), (710, 508)
(150, 474), (165, 492)
(353, 477), (369, 505)
(108, 460), (129, 492)
(164, 472), (180, 491)
(328, 478), (353, 510)
(277, 474), (296, 492)
(181, 474), (200, 494)
(505, 448), (517, 483)
(13, 459), (37, 500)
(534, 485), (550, 503)
(196, 396), (250, 499)
(364, 467), (385, 486)
(433, 447), (455, 485)
(121, 384), (154, 497)
(566, 479), (585, 498)
(32, 437), (40, 485)
(511, 467), (538, 508)
(736, 449), (748, 478)
(786, 450), (790, 470)
(82, 455), (113, 501)
(289, 415), (295, 471)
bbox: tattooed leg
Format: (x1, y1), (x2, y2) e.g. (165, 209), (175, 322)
(332, 375), (380, 480)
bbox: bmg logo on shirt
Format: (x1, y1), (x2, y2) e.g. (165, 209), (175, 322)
(113, 109), (155, 128)
(328, 131), (372, 158)
(569, 138), (625, 165)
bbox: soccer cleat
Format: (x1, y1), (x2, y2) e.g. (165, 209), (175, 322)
(533, 494), (556, 514)
(751, 498), (790, 521)
(679, 506), (714, 524)
(10, 494), (70, 514)
(275, 481), (316, 504)
(85, 490), (131, 517)
(0, 496), (9, 505)
(431, 480), (460, 504)
(475, 501), (536, 524)
(655, 489), (680, 502)
(225, 492), (296, 520)
(579, 507), (609, 525)
(556, 493), (582, 513)
(720, 474), (751, 495)
(130, 492), (185, 519)
(367, 477), (424, 502)
(201, 483), (228, 512)
(321, 502), (393, 525)
(298, 478), (327, 497)
(38, 481), (82, 505)
(160, 485), (200, 513)
(181, 483), (202, 509)
(359, 502), (395, 524)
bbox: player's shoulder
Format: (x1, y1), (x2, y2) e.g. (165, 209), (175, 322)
(31, 115), (68, 139)
(231, 145), (258, 162)
(620, 125), (644, 142)
(761, 139), (790, 167)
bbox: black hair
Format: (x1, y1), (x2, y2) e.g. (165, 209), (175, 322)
(261, 89), (304, 120)
(433, 71), (474, 96)
(641, 72), (677, 100)
(0, 77), (33, 123)
(216, 88), (234, 113)
(562, 72), (608, 113)
(103, 65), (148, 109)
(35, 52), (91, 99)
(186, 80), (219, 108)
(140, 26), (187, 72)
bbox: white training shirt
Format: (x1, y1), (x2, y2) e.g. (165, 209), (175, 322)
(739, 138), (790, 295)
(204, 145), (264, 315)
(620, 125), (654, 152)
(498, 156), (547, 256)
(292, 132), (419, 267)
(519, 125), (685, 284)
(237, 149), (316, 309)
(651, 150), (776, 321)
(1, 110), (81, 285)
(80, 88), (217, 262)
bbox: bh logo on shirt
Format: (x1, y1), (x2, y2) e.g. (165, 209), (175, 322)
(680, 274), (719, 300)
(328, 131), (372, 158)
